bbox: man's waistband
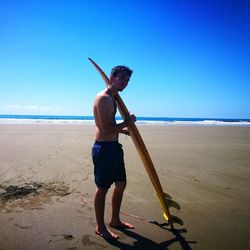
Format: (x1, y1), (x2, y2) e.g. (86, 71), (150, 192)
(94, 141), (122, 146)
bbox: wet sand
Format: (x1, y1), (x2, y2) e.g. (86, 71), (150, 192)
(0, 124), (250, 249)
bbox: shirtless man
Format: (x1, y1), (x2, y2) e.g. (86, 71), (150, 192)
(92, 65), (136, 240)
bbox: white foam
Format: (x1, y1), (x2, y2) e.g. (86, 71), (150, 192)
(0, 118), (95, 125)
(135, 120), (250, 126)
(0, 118), (249, 126)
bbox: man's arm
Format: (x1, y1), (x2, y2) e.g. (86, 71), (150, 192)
(119, 129), (130, 136)
(96, 95), (131, 135)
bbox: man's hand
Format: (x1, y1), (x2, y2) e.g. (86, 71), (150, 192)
(120, 129), (130, 136)
(125, 113), (136, 126)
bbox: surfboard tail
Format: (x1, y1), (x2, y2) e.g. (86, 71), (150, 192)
(158, 192), (182, 225)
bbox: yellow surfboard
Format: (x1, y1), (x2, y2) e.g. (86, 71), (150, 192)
(89, 58), (183, 225)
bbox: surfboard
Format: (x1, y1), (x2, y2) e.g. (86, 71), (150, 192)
(89, 58), (183, 225)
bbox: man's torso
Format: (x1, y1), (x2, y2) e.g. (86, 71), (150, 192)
(93, 89), (118, 141)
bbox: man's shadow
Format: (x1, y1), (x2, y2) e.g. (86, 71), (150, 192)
(105, 222), (197, 250)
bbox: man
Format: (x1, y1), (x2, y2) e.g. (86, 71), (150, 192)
(92, 65), (136, 240)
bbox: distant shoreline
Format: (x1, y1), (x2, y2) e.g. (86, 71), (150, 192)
(0, 114), (249, 126)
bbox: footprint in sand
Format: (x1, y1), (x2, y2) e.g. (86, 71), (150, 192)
(14, 223), (32, 229)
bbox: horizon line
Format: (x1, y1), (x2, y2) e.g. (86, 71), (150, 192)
(0, 114), (249, 120)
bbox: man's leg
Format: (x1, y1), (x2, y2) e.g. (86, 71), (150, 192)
(94, 188), (119, 239)
(109, 181), (134, 229)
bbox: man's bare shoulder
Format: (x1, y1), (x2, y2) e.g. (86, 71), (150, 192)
(95, 90), (113, 107)
(96, 89), (108, 98)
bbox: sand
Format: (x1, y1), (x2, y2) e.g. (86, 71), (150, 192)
(0, 124), (249, 250)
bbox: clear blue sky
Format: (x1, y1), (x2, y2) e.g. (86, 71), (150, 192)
(0, 0), (249, 118)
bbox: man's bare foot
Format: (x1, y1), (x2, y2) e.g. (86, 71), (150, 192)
(95, 226), (119, 240)
(109, 221), (134, 229)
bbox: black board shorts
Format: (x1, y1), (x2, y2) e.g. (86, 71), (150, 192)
(92, 141), (126, 189)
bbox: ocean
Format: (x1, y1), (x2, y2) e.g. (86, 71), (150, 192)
(0, 115), (249, 126)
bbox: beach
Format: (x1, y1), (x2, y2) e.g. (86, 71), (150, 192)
(0, 124), (249, 250)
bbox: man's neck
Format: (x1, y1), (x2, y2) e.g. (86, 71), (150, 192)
(107, 84), (118, 97)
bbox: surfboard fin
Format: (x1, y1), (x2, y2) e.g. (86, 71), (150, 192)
(170, 215), (184, 226)
(163, 192), (180, 210)
(163, 213), (183, 225)
(165, 198), (181, 210)
(163, 192), (172, 199)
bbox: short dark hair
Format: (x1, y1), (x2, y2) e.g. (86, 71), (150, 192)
(111, 66), (133, 78)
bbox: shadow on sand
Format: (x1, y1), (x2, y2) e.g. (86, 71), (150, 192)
(105, 222), (197, 250)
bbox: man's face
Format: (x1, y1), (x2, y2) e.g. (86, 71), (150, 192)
(112, 73), (130, 92)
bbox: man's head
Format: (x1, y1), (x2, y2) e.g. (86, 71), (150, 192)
(110, 66), (133, 92)
(111, 66), (133, 79)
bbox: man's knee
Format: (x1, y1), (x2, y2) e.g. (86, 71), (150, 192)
(114, 181), (127, 192)
(95, 187), (109, 197)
